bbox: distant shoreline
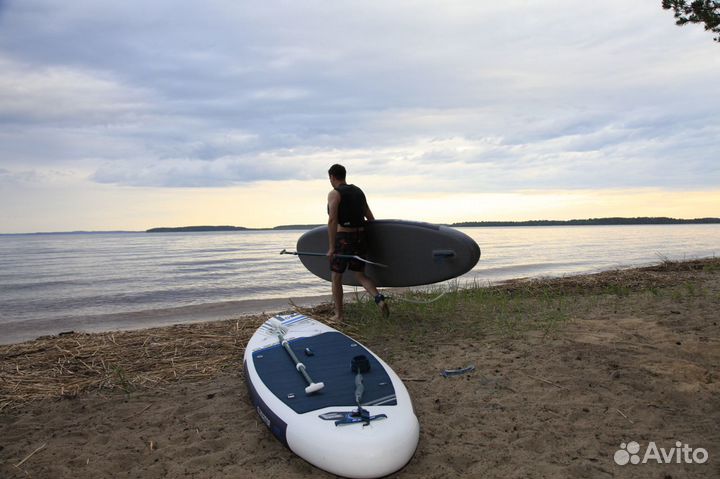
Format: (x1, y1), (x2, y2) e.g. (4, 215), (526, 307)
(451, 216), (720, 227)
(146, 216), (720, 232)
(145, 224), (323, 233)
(1, 217), (718, 235)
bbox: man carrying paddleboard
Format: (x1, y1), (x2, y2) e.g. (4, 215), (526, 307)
(327, 164), (389, 321)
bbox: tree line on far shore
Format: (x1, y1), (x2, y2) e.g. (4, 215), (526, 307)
(146, 217), (720, 232)
(451, 217), (720, 227)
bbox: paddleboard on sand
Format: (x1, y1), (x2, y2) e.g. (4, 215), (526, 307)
(295, 219), (480, 287)
(244, 313), (420, 478)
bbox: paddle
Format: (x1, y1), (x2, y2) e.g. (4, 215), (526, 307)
(267, 318), (324, 394)
(280, 249), (388, 268)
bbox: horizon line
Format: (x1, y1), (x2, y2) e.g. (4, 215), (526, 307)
(2, 216), (719, 236)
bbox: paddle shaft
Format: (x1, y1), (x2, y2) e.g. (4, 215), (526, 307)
(280, 249), (388, 268)
(281, 337), (314, 384)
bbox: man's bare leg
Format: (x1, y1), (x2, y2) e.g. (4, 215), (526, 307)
(331, 271), (344, 321)
(355, 271), (389, 318)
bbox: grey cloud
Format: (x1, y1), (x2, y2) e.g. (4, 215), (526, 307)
(90, 151), (325, 187)
(91, 157), (280, 187)
(0, 0), (718, 193)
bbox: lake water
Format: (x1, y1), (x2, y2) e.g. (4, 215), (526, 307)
(1, 224), (718, 343)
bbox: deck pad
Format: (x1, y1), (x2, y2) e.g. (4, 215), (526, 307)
(252, 331), (396, 414)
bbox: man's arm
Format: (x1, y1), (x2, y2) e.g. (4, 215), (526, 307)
(327, 189), (340, 257)
(364, 203), (375, 222)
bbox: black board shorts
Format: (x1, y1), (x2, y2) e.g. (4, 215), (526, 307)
(331, 231), (367, 273)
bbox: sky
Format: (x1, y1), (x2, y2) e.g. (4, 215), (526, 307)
(0, 0), (718, 233)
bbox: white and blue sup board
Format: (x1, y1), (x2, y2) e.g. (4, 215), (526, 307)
(244, 313), (420, 478)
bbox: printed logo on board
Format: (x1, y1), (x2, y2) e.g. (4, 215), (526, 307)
(256, 406), (271, 428)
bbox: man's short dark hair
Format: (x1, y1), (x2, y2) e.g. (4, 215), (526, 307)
(328, 164), (346, 180)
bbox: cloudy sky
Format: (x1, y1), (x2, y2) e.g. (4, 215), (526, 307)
(0, 0), (718, 233)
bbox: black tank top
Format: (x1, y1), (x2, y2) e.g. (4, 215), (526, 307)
(335, 184), (367, 227)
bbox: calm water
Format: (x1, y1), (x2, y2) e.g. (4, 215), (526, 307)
(1, 225), (718, 341)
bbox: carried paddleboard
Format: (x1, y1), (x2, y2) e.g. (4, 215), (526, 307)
(296, 219), (480, 287)
(244, 313), (420, 478)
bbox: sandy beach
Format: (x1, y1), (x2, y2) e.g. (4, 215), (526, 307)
(1, 258), (719, 478)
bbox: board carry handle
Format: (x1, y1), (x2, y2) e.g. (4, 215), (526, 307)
(268, 318), (325, 395)
(280, 249), (388, 268)
(432, 249), (456, 259)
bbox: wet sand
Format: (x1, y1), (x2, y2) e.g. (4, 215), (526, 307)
(1, 259), (719, 478)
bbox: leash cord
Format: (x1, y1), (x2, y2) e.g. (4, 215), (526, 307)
(387, 291), (448, 304)
(350, 286), (451, 305)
